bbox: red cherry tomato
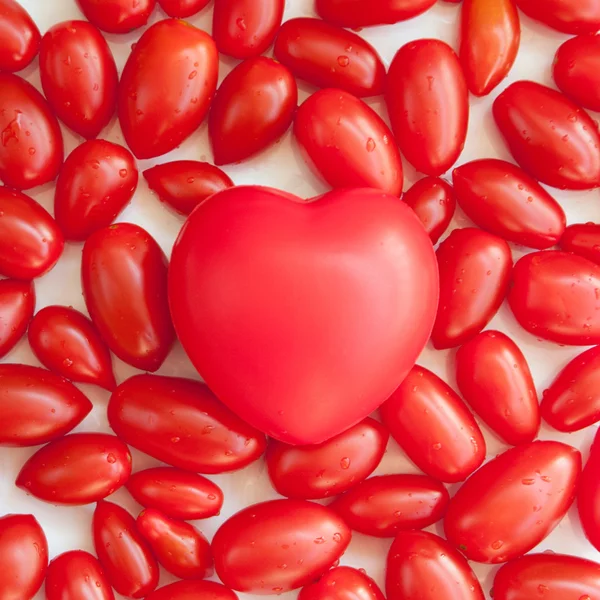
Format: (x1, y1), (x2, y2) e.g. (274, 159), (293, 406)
(386, 39), (469, 176)
(126, 467), (223, 520)
(212, 0), (284, 59)
(515, 0), (600, 34)
(0, 0), (40, 72)
(402, 177), (456, 244)
(445, 441), (581, 563)
(82, 223), (174, 372)
(433, 228), (512, 349)
(452, 159), (566, 249)
(108, 374), (267, 473)
(455, 330), (540, 445)
(119, 19), (218, 159)
(0, 363), (91, 447)
(330, 474), (449, 537)
(295, 89), (403, 195)
(380, 365), (486, 483)
(494, 81), (600, 190)
(299, 567), (384, 600)
(509, 250), (600, 345)
(560, 223), (600, 264)
(579, 429), (600, 552)
(145, 581), (239, 600)
(143, 160), (233, 216)
(75, 0), (156, 33)
(212, 499), (351, 593)
(316, 0), (437, 27)
(274, 18), (386, 98)
(386, 531), (484, 600)
(158, 0), (210, 17)
(93, 501), (159, 599)
(209, 57), (297, 165)
(0, 73), (63, 190)
(0, 279), (34, 358)
(0, 514), (48, 600)
(266, 418), (388, 500)
(45, 550), (115, 600)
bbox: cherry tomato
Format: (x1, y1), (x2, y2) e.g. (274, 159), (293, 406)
(380, 365), (486, 483)
(158, 0), (210, 17)
(93, 501), (159, 599)
(386, 531), (484, 600)
(119, 19), (218, 159)
(402, 177), (456, 244)
(515, 0), (600, 34)
(212, 0), (284, 59)
(0, 0), (40, 72)
(494, 81), (600, 190)
(508, 250), (600, 345)
(266, 418), (388, 500)
(455, 330), (540, 445)
(316, 0), (437, 27)
(299, 567), (384, 600)
(386, 39), (469, 176)
(213, 499), (351, 593)
(143, 160), (234, 216)
(108, 374), (267, 473)
(209, 57), (297, 165)
(274, 18), (386, 98)
(75, 0), (156, 33)
(0, 363), (91, 447)
(579, 429), (600, 552)
(0, 514), (48, 600)
(45, 550), (115, 600)
(0, 279), (34, 358)
(0, 73), (63, 190)
(452, 159), (566, 249)
(295, 89), (402, 195)
(330, 474), (449, 537)
(445, 441), (581, 563)
(126, 467), (223, 520)
(560, 223), (600, 264)
(145, 581), (239, 600)
(82, 223), (174, 372)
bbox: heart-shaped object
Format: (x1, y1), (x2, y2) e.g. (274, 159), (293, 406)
(169, 186), (438, 444)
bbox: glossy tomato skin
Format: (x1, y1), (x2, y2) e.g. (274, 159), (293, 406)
(209, 57), (297, 165)
(0, 364), (91, 446)
(560, 223), (600, 264)
(93, 501), (159, 599)
(445, 441), (581, 563)
(108, 374), (267, 473)
(455, 330), (540, 445)
(316, 0), (437, 27)
(45, 550), (115, 600)
(159, 0), (210, 17)
(299, 567), (384, 600)
(0, 279), (34, 358)
(0, 0), (40, 72)
(295, 90), (403, 195)
(212, 499), (351, 594)
(76, 0), (156, 33)
(515, 0), (600, 34)
(380, 365), (486, 483)
(494, 81), (600, 190)
(330, 474), (449, 537)
(119, 19), (218, 159)
(267, 418), (388, 499)
(579, 429), (600, 552)
(386, 39), (468, 176)
(274, 18), (386, 97)
(145, 581), (239, 600)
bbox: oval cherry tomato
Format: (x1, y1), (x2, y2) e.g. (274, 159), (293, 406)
(515, 0), (600, 34)
(509, 250), (600, 345)
(143, 160), (233, 216)
(158, 0), (210, 17)
(45, 550), (115, 600)
(316, 0), (437, 27)
(494, 81), (600, 190)
(209, 57), (297, 165)
(299, 567), (384, 600)
(294, 89), (402, 195)
(212, 0), (284, 59)
(274, 18), (386, 98)
(93, 501), (159, 599)
(402, 177), (456, 244)
(380, 365), (486, 483)
(0, 514), (48, 600)
(119, 19), (218, 159)
(386, 531), (484, 600)
(445, 441), (581, 563)
(330, 474), (449, 537)
(386, 39), (469, 176)
(108, 374), (267, 473)
(145, 581), (239, 600)
(75, 0), (156, 33)
(433, 228), (512, 349)
(82, 223), (174, 372)
(560, 223), (600, 264)
(0, 363), (91, 447)
(579, 429), (600, 552)
(213, 499), (351, 593)
(0, 73), (63, 190)
(126, 467), (223, 520)
(0, 279), (34, 358)
(455, 330), (540, 445)
(266, 418), (388, 500)
(0, 0), (40, 72)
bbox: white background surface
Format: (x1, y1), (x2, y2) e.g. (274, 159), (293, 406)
(5, 1), (600, 598)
